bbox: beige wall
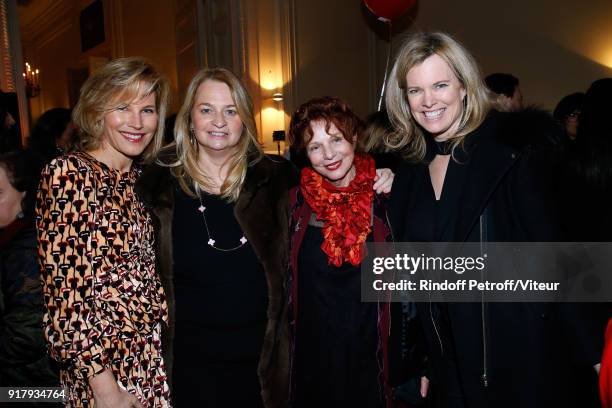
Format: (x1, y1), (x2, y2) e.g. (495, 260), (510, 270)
(283, 0), (612, 114)
(289, 0), (386, 118)
(120, 0), (179, 111)
(19, 0), (612, 140)
(20, 0), (180, 125)
(403, 0), (612, 110)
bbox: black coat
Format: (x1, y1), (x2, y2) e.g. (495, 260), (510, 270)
(389, 111), (603, 408)
(135, 155), (298, 408)
(0, 219), (59, 390)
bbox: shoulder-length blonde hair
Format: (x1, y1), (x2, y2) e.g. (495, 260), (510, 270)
(72, 57), (170, 163)
(385, 32), (491, 161)
(166, 67), (263, 202)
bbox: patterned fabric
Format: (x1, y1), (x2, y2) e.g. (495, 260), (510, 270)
(36, 152), (170, 407)
(299, 154), (375, 266)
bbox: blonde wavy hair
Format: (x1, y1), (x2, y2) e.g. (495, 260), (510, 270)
(71, 57), (170, 163)
(165, 67), (263, 202)
(385, 32), (491, 161)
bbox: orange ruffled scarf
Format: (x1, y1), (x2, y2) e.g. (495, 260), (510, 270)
(300, 154), (375, 267)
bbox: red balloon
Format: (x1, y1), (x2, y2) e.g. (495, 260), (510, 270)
(364, 0), (415, 21)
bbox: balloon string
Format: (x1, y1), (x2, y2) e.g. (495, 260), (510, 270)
(377, 21), (393, 111)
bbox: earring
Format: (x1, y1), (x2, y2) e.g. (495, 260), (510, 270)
(189, 126), (196, 145)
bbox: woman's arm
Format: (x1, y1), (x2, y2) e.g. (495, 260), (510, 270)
(89, 370), (144, 408)
(374, 168), (395, 194)
(36, 157), (108, 381)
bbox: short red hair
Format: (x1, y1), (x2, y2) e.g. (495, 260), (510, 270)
(288, 96), (364, 156)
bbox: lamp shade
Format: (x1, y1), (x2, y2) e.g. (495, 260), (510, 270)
(272, 130), (286, 142)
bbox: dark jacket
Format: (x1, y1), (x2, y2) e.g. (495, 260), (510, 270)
(135, 155), (298, 408)
(288, 185), (426, 408)
(0, 219), (59, 388)
(389, 110), (603, 408)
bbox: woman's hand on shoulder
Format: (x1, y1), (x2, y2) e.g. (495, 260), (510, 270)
(374, 168), (395, 194)
(90, 370), (145, 408)
(420, 376), (429, 398)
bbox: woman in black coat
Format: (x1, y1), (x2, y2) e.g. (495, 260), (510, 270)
(385, 32), (602, 408)
(0, 151), (59, 396)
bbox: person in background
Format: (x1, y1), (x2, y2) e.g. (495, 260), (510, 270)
(484, 72), (523, 112)
(559, 81), (612, 408)
(27, 107), (74, 176)
(0, 90), (20, 153)
(386, 31), (602, 408)
(36, 57), (171, 407)
(0, 151), (59, 401)
(553, 92), (584, 141)
(561, 79), (612, 241)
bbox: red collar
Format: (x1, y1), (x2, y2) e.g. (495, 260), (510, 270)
(300, 154), (375, 266)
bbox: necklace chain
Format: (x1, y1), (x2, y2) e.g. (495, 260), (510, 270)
(197, 195), (248, 252)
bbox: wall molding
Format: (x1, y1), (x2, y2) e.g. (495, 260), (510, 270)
(3, 0), (29, 140)
(108, 0), (124, 57)
(20, 0), (72, 43)
(279, 0), (296, 124)
(35, 21), (71, 49)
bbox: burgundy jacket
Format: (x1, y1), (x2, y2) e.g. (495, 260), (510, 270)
(287, 185), (395, 407)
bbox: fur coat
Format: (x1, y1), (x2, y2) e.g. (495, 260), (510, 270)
(135, 155), (298, 408)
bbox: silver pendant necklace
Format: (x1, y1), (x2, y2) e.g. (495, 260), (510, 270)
(197, 195), (248, 252)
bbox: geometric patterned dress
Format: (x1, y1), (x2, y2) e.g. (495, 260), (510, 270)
(36, 151), (171, 407)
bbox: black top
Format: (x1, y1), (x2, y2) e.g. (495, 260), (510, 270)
(171, 186), (267, 407)
(389, 112), (606, 408)
(406, 157), (469, 243)
(294, 224), (381, 408)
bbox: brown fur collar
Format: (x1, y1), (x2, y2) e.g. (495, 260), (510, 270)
(135, 155), (298, 408)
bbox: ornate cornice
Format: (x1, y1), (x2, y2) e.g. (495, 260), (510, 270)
(20, 0), (72, 43)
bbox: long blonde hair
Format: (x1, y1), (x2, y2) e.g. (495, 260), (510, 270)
(385, 32), (491, 161)
(165, 67), (263, 202)
(72, 57), (170, 163)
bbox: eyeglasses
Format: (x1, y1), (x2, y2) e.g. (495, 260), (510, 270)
(567, 111), (580, 119)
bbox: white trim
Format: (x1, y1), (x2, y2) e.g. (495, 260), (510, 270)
(6, 0), (29, 141)
(279, 0), (296, 127)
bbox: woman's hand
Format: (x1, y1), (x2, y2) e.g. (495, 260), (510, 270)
(420, 376), (429, 398)
(374, 168), (395, 194)
(90, 370), (144, 408)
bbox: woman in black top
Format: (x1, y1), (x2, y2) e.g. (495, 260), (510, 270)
(136, 70), (395, 408)
(385, 32), (602, 408)
(286, 97), (425, 408)
(137, 68), (295, 408)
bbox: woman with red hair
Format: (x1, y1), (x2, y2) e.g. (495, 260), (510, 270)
(287, 96), (426, 408)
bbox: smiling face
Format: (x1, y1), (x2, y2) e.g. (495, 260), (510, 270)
(565, 111), (580, 139)
(190, 80), (243, 157)
(0, 166), (24, 228)
(405, 53), (467, 141)
(306, 120), (356, 187)
(98, 91), (158, 168)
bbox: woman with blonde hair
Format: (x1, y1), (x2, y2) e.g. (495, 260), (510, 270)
(36, 57), (170, 407)
(135, 67), (295, 408)
(386, 32), (601, 408)
(136, 67), (394, 407)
